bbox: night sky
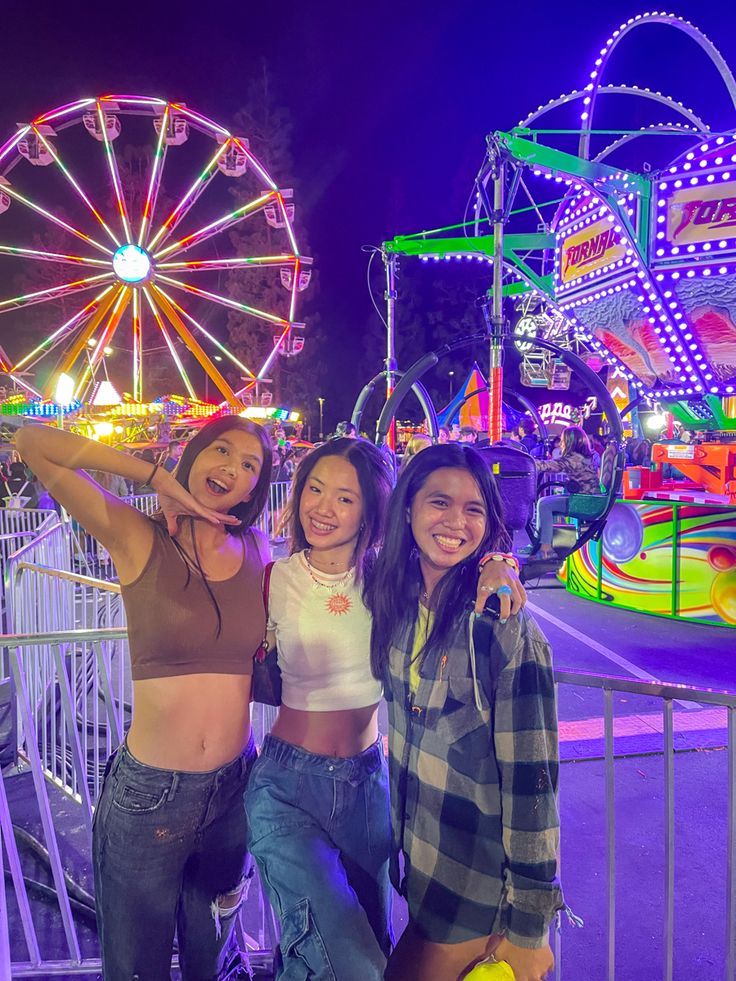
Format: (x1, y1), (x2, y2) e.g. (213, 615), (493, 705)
(2, 0), (735, 429)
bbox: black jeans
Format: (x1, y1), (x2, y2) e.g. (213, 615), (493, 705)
(93, 737), (257, 980)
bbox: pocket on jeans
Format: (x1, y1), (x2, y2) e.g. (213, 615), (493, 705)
(111, 780), (168, 814)
(280, 898), (336, 981)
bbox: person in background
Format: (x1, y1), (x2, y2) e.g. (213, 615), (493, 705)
(527, 425), (600, 560)
(16, 416), (273, 979)
(161, 439), (184, 473)
(459, 425), (479, 444)
(518, 417), (543, 458)
(626, 438), (652, 468)
(400, 433), (433, 473)
(333, 420), (357, 439)
(368, 444), (563, 981)
(133, 448), (158, 494)
(438, 425), (451, 444)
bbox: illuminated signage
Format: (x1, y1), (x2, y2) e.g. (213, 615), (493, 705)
(666, 181), (736, 245)
(560, 218), (626, 284)
(538, 397), (597, 427)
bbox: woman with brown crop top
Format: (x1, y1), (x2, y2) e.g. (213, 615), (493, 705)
(16, 415), (272, 981)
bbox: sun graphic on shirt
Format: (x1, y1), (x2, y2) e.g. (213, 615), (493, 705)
(326, 592), (352, 616)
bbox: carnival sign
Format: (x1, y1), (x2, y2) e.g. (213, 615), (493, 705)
(560, 218), (627, 284)
(666, 180), (736, 246)
(538, 397), (597, 427)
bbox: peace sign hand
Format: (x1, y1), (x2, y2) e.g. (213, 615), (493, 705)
(152, 469), (241, 537)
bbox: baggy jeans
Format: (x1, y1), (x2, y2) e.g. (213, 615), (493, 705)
(245, 734), (393, 980)
(93, 736), (257, 980)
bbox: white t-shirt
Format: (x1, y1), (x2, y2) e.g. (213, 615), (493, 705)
(267, 551), (383, 711)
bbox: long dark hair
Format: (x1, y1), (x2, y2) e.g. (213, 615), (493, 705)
(158, 415), (272, 637)
(562, 425), (592, 458)
(284, 437), (393, 588)
(367, 443), (509, 681)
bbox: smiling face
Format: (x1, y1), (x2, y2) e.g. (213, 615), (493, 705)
(410, 466), (488, 584)
(298, 455), (364, 561)
(188, 429), (264, 511)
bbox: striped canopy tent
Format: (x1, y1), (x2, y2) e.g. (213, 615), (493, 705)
(437, 362), (490, 429)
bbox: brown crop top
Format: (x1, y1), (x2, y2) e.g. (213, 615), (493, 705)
(121, 521), (265, 681)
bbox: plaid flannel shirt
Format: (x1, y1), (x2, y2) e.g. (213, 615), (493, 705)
(384, 606), (564, 947)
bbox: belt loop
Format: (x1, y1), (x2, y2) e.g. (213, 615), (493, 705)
(167, 772), (180, 803)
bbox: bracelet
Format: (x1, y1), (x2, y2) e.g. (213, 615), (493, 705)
(478, 551), (520, 574)
(147, 462), (160, 486)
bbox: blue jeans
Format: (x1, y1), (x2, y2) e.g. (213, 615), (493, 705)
(93, 737), (256, 980)
(245, 734), (393, 980)
(536, 492), (571, 547)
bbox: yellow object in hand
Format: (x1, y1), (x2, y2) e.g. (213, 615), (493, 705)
(464, 958), (515, 980)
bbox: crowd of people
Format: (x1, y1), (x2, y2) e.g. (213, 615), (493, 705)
(15, 416), (562, 981)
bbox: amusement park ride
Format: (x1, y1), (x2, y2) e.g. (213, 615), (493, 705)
(0, 95), (310, 434)
(353, 11), (736, 625)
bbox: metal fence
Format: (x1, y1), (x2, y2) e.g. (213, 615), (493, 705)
(0, 625), (278, 977)
(552, 671), (736, 981)
(0, 509), (59, 593)
(1, 628), (734, 977)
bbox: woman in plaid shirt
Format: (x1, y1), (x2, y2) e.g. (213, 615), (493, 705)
(368, 444), (564, 981)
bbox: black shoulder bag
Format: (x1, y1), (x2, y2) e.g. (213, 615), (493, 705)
(251, 561), (282, 706)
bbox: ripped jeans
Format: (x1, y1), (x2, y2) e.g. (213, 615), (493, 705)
(93, 737), (257, 980)
(246, 735), (393, 980)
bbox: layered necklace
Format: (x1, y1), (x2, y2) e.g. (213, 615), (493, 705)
(304, 548), (354, 616)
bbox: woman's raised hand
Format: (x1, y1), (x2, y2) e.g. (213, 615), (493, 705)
(475, 559), (527, 620)
(153, 470), (241, 536)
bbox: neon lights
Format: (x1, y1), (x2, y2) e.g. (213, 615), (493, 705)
(112, 244), (153, 283)
(32, 126), (121, 248)
(96, 100), (132, 242)
(153, 190), (276, 260)
(0, 181), (113, 255)
(0, 94), (308, 403)
(156, 274), (290, 326)
(138, 103), (169, 246)
(0, 274), (112, 313)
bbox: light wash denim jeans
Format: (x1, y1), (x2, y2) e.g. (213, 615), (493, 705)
(245, 734), (392, 980)
(93, 737), (256, 980)
(536, 492), (572, 547)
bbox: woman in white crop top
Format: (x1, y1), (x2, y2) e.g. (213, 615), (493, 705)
(245, 438), (525, 980)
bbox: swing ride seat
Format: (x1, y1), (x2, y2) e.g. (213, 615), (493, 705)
(475, 444), (538, 531)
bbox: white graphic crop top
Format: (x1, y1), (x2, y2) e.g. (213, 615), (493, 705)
(267, 551), (383, 711)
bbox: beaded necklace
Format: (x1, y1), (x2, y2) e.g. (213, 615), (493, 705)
(303, 549), (354, 616)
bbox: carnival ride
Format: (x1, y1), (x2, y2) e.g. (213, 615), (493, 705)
(361, 11), (736, 621)
(0, 95), (310, 416)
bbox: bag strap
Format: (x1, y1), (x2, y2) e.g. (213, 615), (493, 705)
(262, 560), (275, 613)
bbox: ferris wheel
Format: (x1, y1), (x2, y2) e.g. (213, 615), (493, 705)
(0, 95), (310, 406)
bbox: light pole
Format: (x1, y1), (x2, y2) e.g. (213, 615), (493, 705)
(448, 370), (455, 399)
(317, 397), (325, 439)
